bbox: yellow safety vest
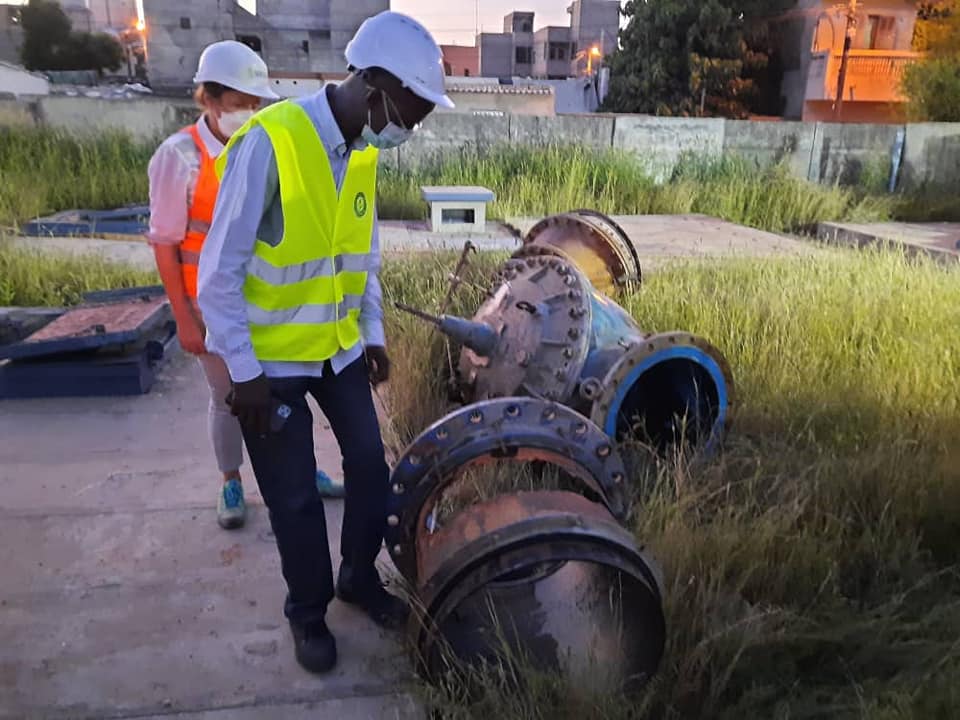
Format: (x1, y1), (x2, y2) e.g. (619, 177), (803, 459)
(215, 100), (379, 362)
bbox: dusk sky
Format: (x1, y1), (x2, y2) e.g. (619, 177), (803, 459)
(391, 1), (623, 46)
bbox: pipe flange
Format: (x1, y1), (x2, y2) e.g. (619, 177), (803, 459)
(384, 397), (629, 582)
(589, 332), (735, 454)
(459, 262), (593, 403)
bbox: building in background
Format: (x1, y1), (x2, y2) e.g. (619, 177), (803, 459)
(567, 0), (619, 75)
(774, 0), (921, 122)
(440, 44), (479, 77)
(139, 0), (386, 92)
(0, 3), (22, 65)
(477, 4), (619, 80)
(532, 25), (571, 79)
(83, 0), (138, 30)
(440, 81), (555, 116)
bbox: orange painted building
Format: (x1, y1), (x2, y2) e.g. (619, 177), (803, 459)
(440, 44), (480, 77)
(774, 0), (922, 123)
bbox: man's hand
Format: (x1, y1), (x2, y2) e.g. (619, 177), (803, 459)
(227, 374), (272, 435)
(174, 309), (207, 355)
(365, 345), (391, 386)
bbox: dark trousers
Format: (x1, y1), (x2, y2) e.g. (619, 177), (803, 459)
(239, 356), (390, 628)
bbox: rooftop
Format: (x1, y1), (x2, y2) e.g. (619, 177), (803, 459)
(446, 83), (554, 95)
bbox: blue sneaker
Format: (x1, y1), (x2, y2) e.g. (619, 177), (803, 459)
(316, 469), (345, 499)
(217, 478), (246, 529)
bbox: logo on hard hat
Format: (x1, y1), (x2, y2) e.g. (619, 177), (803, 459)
(354, 192), (368, 218)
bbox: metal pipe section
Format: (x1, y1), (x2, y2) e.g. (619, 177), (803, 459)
(397, 209), (734, 457)
(385, 398), (666, 692)
(519, 210), (643, 294)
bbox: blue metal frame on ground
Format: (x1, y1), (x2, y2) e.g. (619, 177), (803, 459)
(20, 205), (150, 237)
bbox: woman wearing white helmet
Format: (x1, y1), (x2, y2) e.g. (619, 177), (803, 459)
(146, 40), (277, 531)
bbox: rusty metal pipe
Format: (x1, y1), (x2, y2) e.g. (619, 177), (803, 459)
(396, 210), (735, 457)
(519, 209), (642, 294)
(384, 398), (666, 692)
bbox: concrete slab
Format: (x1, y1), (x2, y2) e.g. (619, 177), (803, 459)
(0, 352), (420, 720)
(7, 214), (811, 269)
(817, 221), (960, 265)
(509, 214), (817, 267)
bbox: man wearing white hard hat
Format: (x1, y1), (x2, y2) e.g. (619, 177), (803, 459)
(197, 12), (453, 674)
(146, 41), (277, 532)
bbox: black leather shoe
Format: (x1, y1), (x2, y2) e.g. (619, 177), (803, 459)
(336, 567), (410, 631)
(289, 620), (337, 674)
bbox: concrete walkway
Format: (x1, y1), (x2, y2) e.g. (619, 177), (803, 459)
(7, 214), (816, 272)
(817, 221), (960, 265)
(0, 350), (422, 720)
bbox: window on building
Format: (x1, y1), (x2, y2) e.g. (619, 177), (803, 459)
(548, 42), (567, 61)
(522, 21), (532, 32)
(464, 68), (471, 77)
(179, 17), (191, 30)
(864, 15), (897, 50)
(443, 61), (452, 76)
(515, 46), (532, 64)
(301, 40), (309, 54)
(236, 34), (262, 53)
(310, 29), (331, 40)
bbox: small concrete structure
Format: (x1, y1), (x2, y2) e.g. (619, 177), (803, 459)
(421, 186), (496, 234)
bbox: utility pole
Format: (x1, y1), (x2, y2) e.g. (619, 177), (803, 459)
(833, 0), (858, 122)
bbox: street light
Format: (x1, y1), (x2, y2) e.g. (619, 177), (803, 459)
(587, 45), (601, 75)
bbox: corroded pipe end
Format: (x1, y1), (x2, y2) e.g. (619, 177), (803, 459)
(520, 210), (642, 295)
(385, 398), (666, 694)
(414, 490), (666, 694)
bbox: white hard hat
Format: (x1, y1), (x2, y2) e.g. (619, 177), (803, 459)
(345, 11), (454, 109)
(194, 40), (279, 100)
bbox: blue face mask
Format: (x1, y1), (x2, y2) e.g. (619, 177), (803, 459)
(361, 91), (415, 149)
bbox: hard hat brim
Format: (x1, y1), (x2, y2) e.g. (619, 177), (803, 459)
(193, 72), (280, 100)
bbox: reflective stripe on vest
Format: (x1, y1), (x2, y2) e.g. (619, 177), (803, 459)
(179, 123), (219, 296)
(216, 100), (379, 363)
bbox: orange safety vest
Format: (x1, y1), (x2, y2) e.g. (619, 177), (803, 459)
(178, 123), (220, 299)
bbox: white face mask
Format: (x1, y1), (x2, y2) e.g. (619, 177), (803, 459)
(361, 121), (413, 150)
(361, 91), (415, 149)
(217, 109), (254, 138)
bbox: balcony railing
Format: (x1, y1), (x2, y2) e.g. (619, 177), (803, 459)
(806, 49), (922, 103)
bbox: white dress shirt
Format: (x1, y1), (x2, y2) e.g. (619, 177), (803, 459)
(197, 86), (386, 383)
(146, 116), (224, 247)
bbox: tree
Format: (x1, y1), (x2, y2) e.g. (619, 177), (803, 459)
(902, 0), (960, 121)
(20, 0), (125, 76)
(19, 0), (72, 71)
(602, 0), (791, 118)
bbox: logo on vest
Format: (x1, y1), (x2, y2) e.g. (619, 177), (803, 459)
(353, 192), (368, 218)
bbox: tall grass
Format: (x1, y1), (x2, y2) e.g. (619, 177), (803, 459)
(3, 127), (952, 237)
(379, 248), (960, 719)
(0, 127), (154, 231)
(0, 241), (158, 306)
(379, 146), (898, 233)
